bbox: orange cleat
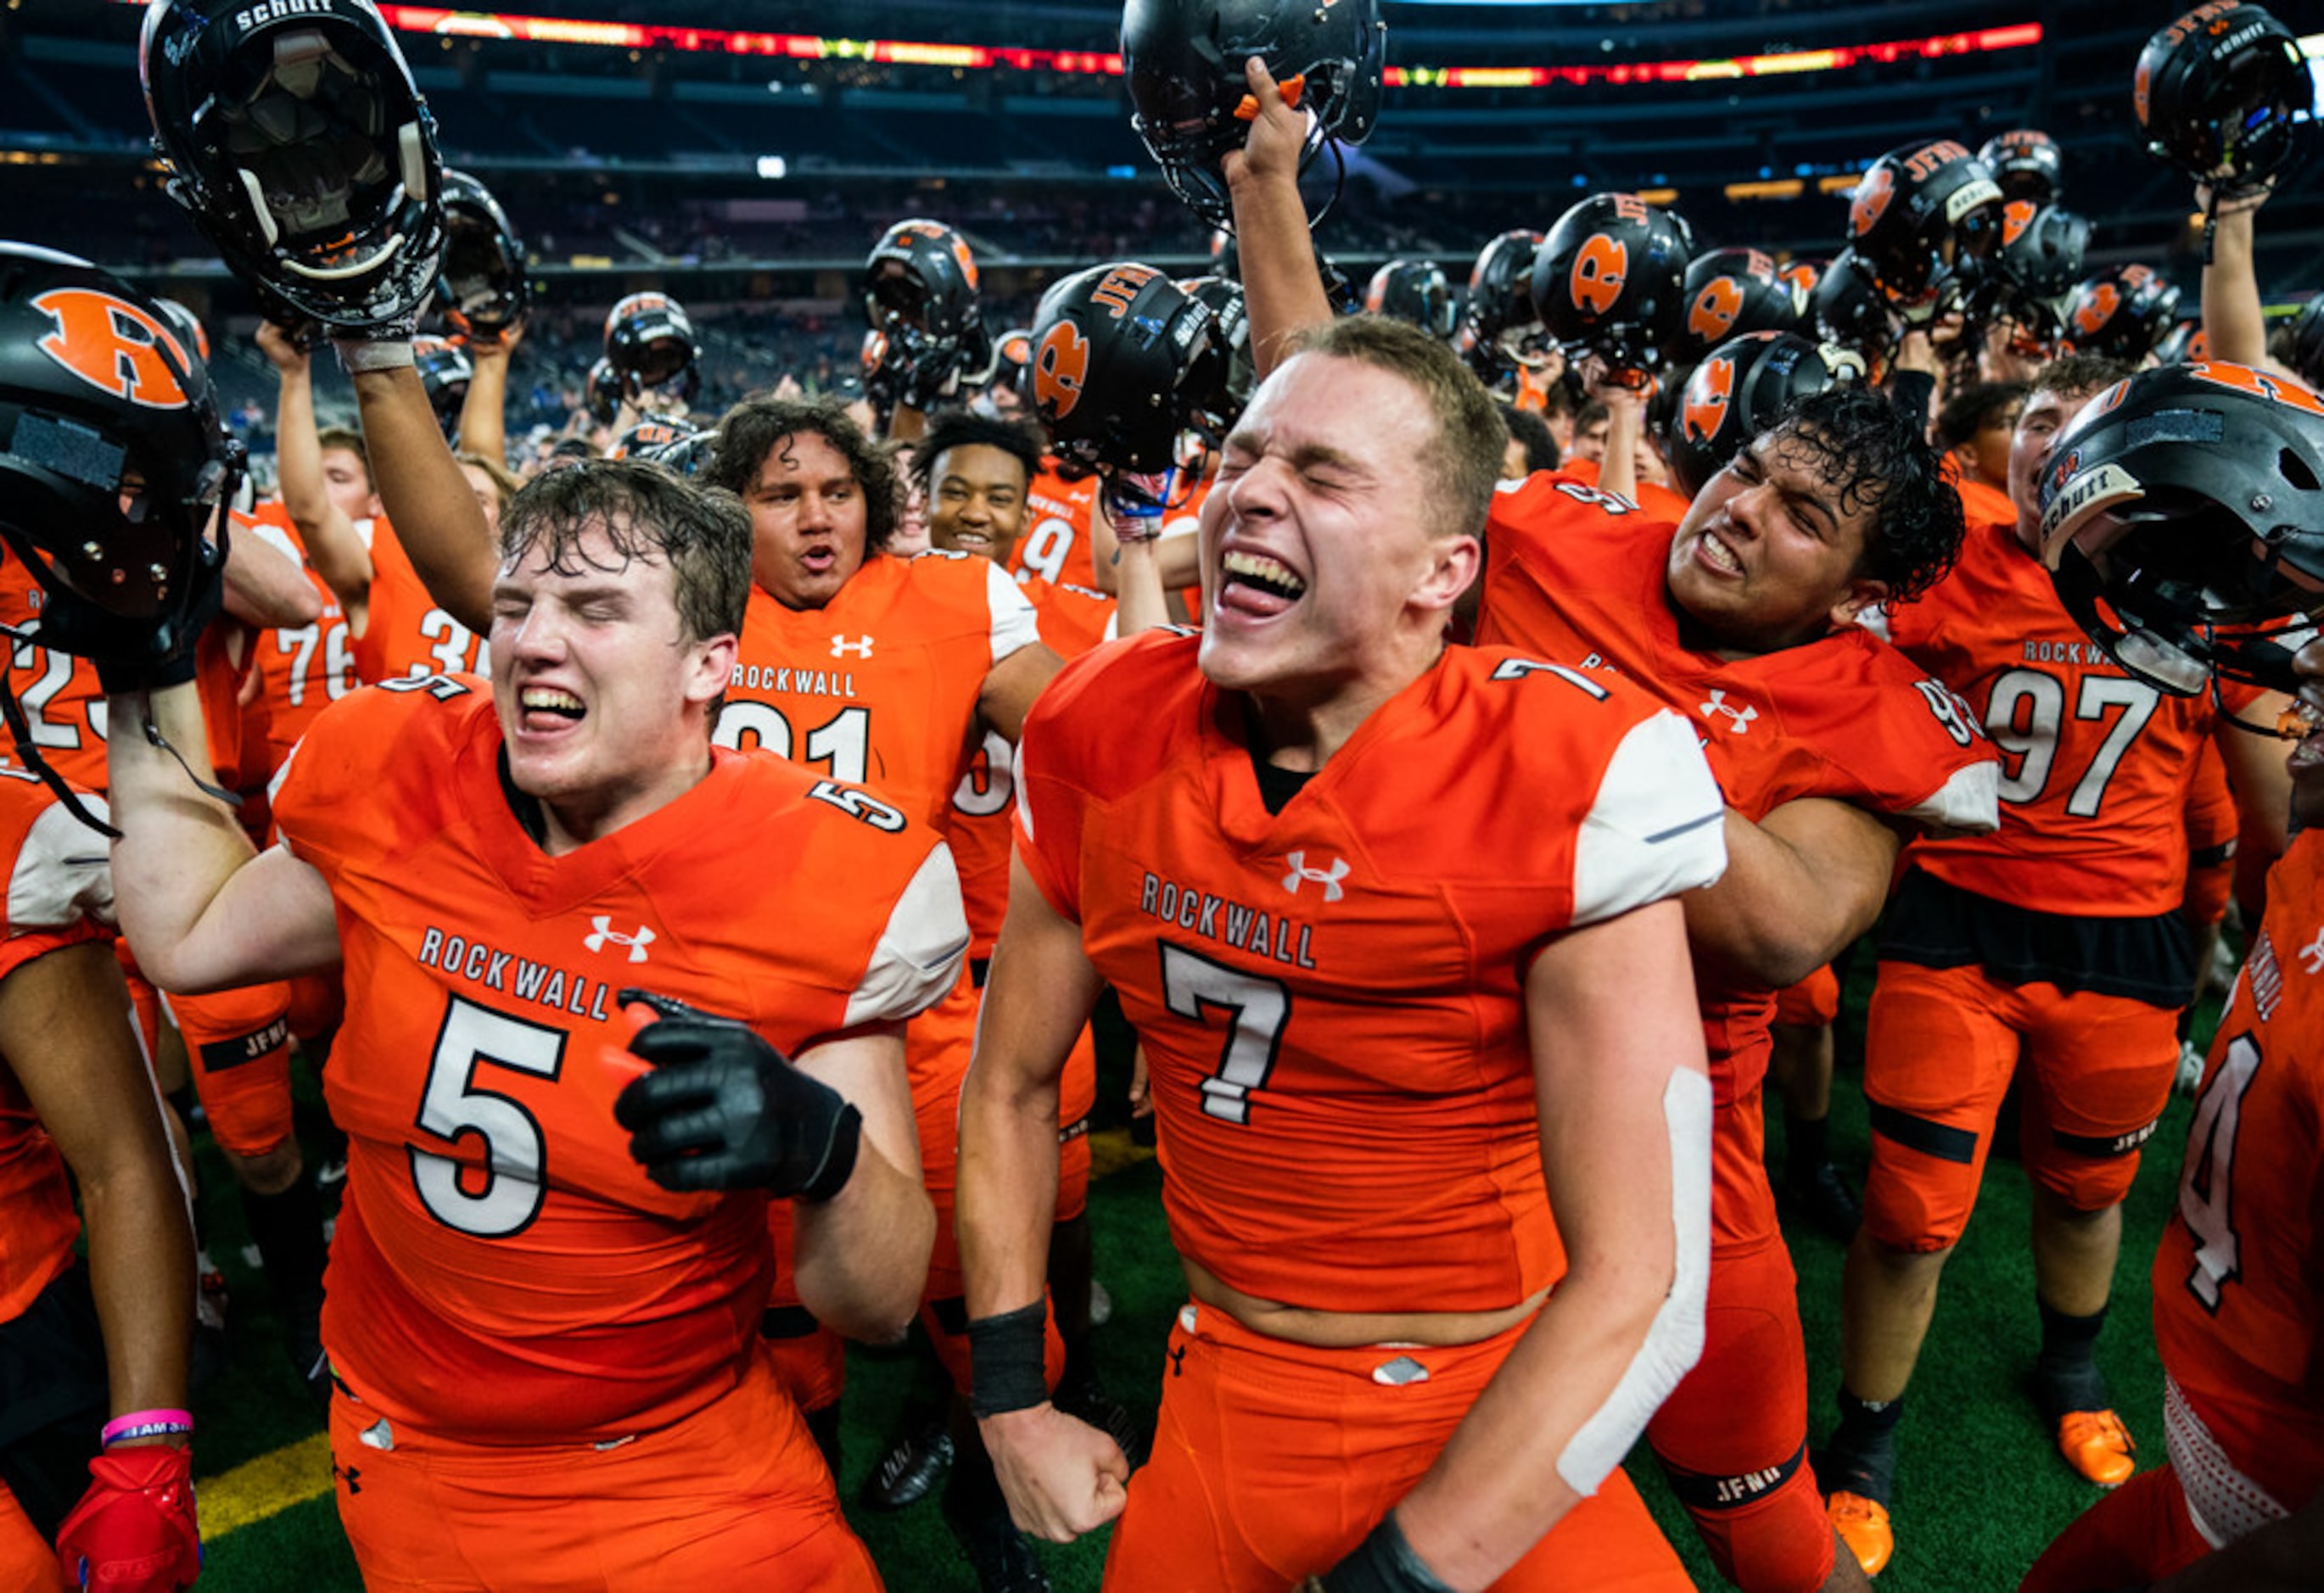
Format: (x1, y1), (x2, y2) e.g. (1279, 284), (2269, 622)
(1828, 1491), (1893, 1578)
(2058, 1409), (2137, 1487)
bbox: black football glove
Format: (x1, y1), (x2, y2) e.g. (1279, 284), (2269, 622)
(1306, 1513), (1455, 1593)
(35, 529), (226, 695)
(612, 989), (863, 1199)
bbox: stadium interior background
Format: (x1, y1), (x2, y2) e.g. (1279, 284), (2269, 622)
(2, 0), (2319, 472)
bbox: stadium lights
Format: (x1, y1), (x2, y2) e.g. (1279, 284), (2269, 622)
(100, 2), (2040, 93)
(1724, 178), (1805, 200)
(756, 156), (788, 180)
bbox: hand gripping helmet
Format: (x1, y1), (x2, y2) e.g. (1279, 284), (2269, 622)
(1178, 275), (1257, 416)
(140, 0), (445, 328)
(2041, 361), (2324, 696)
(1977, 129), (2066, 207)
(603, 292), (699, 405)
(2288, 296), (2324, 390)
(1364, 259), (1456, 341)
(1673, 248), (1806, 363)
(2062, 264), (2182, 363)
(1845, 140), (2004, 320)
(1123, 0), (1386, 230)
(0, 244), (243, 630)
(1812, 249), (1896, 364)
(1962, 202), (2092, 358)
(2136, 3), (2311, 199)
(1532, 193), (1694, 374)
(1456, 229), (1547, 381)
(864, 218), (983, 397)
(434, 168), (527, 338)
(410, 333), (469, 437)
(1028, 263), (1229, 474)
(1666, 331), (1868, 499)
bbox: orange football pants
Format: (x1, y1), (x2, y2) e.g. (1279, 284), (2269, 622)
(328, 1339), (879, 1591)
(1862, 961), (2176, 1252)
(1771, 964), (1840, 1028)
(2017, 1464), (2211, 1592)
(1102, 1303), (1691, 1592)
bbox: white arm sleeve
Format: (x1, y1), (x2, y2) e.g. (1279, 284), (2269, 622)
(1556, 1067), (1712, 1494)
(843, 842), (972, 1027)
(1571, 710), (1728, 926)
(1902, 761), (2001, 838)
(984, 561), (1043, 667)
(13, 797), (116, 931)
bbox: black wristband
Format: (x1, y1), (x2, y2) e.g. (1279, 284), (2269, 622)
(1319, 1512), (1456, 1593)
(797, 1101), (861, 1203)
(966, 1300), (1050, 1418)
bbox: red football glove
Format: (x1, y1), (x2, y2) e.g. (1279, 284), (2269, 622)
(53, 1445), (201, 1591)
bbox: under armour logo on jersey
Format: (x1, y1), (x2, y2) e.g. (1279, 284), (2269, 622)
(585, 917), (656, 963)
(830, 635), (875, 659)
(2297, 923), (2324, 976)
(1281, 851), (1349, 903)
(1700, 689), (1758, 733)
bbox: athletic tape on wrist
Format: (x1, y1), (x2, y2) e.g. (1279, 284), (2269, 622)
(967, 1300), (1050, 1417)
(333, 338), (417, 374)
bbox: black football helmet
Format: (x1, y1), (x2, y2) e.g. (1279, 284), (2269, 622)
(0, 243), (242, 633)
(2041, 361), (2324, 696)
(1977, 129), (2066, 207)
(2287, 295), (2324, 390)
(1123, 0), (1386, 230)
(864, 218), (984, 406)
(410, 334), (469, 437)
(603, 292), (698, 406)
(608, 416), (702, 463)
(1812, 249), (1896, 364)
(2152, 319), (2209, 366)
(585, 356), (622, 427)
(141, 0), (445, 329)
(1777, 257), (1826, 306)
(1179, 275), (1257, 416)
(1672, 248), (1806, 363)
(1962, 202), (2091, 358)
(1455, 229), (1548, 382)
(435, 168), (527, 338)
(1533, 193), (1694, 374)
(1666, 331), (1868, 499)
(2063, 265), (2182, 363)
(2136, 3), (2311, 199)
(1028, 263), (1228, 474)
(1364, 259), (1456, 341)
(1845, 140), (2004, 321)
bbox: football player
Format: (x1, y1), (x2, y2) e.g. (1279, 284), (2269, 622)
(959, 311), (1724, 1591)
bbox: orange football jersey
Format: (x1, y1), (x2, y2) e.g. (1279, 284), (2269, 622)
(0, 555), (109, 792)
(1884, 515), (2260, 916)
(1014, 631), (1726, 1313)
(2150, 829), (2324, 1534)
(242, 503), (359, 774)
(0, 765), (116, 1323)
(722, 551), (1040, 833)
(1482, 472), (2000, 1106)
(353, 515), (488, 685)
(1011, 460), (1102, 591)
(272, 679), (966, 1444)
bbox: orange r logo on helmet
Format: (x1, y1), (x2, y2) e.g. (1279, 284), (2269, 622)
(1850, 165), (1896, 238)
(1033, 321), (1091, 422)
(1688, 277), (1744, 344)
(2001, 200), (2038, 248)
(2073, 283), (2120, 338)
(1571, 235), (1628, 316)
(31, 289), (193, 411)
(1683, 355), (1735, 444)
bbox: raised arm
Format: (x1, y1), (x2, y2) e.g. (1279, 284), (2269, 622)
(259, 321), (373, 612)
(105, 681), (342, 994)
(456, 321), (519, 466)
(1223, 57), (1337, 379)
(1379, 897), (1710, 1588)
(2198, 184), (2274, 371)
(346, 360), (499, 634)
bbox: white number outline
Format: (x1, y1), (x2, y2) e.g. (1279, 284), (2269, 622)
(1982, 667), (2159, 817)
(2179, 1031), (2262, 1314)
(1160, 942), (1291, 1126)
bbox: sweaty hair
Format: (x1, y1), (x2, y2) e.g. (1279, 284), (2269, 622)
(1935, 381), (2027, 451)
(912, 408), (1043, 497)
(498, 458), (752, 645)
(453, 450), (521, 513)
(316, 426), (371, 489)
(1500, 402), (1561, 474)
(702, 396), (899, 555)
(2030, 352), (2136, 404)
(1768, 388), (1963, 606)
(1286, 316), (1507, 540)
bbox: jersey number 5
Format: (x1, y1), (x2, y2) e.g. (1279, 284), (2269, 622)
(412, 996), (568, 1238)
(2179, 1031), (2261, 1314)
(1160, 943), (1290, 1126)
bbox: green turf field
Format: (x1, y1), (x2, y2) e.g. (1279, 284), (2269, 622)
(182, 956), (2214, 1591)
